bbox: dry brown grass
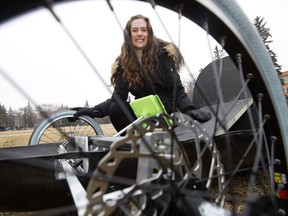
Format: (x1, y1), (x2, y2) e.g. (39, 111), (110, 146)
(0, 129), (32, 147)
(0, 124), (116, 147)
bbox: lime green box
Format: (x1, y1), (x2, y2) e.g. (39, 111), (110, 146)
(130, 95), (172, 126)
(130, 95), (167, 119)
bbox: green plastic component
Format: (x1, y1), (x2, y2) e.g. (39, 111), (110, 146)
(130, 95), (171, 126)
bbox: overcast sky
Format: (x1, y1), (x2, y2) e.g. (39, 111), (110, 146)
(0, 0), (287, 110)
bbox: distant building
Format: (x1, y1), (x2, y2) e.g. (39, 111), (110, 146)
(279, 70), (288, 97)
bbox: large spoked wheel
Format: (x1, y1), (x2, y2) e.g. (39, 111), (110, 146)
(28, 110), (103, 145)
(83, 0), (288, 215)
(0, 0), (288, 215)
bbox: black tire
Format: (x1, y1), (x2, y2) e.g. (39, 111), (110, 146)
(0, 0), (287, 215)
(84, 1), (288, 215)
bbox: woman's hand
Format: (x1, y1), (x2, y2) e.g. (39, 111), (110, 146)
(73, 106), (103, 119)
(185, 108), (212, 122)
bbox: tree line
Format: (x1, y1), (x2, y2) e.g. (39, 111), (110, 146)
(0, 102), (111, 131)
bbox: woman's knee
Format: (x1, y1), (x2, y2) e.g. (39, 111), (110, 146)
(108, 102), (136, 131)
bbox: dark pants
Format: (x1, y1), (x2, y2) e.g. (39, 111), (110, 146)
(109, 101), (137, 132)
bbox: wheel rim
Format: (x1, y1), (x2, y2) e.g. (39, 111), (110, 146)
(28, 111), (103, 145)
(0, 0), (287, 215)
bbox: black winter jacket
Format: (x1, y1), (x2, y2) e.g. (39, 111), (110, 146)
(96, 45), (195, 116)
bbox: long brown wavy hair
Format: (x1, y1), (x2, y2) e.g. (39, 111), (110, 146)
(111, 14), (184, 91)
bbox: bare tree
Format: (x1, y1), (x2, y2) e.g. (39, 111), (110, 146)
(183, 70), (200, 101)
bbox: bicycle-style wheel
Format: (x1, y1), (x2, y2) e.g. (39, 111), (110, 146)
(83, 1), (288, 215)
(0, 0), (287, 215)
(28, 110), (103, 145)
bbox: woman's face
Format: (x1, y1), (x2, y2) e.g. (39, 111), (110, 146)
(130, 18), (148, 50)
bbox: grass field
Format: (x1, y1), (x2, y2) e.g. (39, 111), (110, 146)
(0, 124), (117, 147)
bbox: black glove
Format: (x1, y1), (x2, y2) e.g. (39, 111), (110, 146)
(185, 108), (212, 123)
(73, 106), (103, 119)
